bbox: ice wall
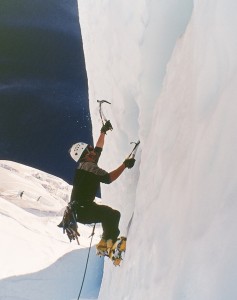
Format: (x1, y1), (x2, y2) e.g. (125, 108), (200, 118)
(78, 0), (193, 235)
(78, 0), (237, 299)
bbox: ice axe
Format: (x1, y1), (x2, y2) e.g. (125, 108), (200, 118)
(97, 100), (112, 128)
(127, 140), (140, 158)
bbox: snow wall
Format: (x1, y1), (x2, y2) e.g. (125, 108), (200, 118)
(77, 0), (237, 299)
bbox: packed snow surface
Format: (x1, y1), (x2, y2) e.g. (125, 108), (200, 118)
(0, 160), (103, 300)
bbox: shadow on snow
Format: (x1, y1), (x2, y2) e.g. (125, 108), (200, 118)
(0, 246), (104, 300)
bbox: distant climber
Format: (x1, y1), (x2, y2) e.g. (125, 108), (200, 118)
(58, 120), (135, 254)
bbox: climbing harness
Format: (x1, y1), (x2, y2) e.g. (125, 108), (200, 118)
(77, 224), (96, 300)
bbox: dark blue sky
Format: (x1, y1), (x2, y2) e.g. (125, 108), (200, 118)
(0, 0), (93, 183)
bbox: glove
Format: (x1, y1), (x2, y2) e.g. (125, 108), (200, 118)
(101, 120), (113, 134)
(123, 157), (136, 169)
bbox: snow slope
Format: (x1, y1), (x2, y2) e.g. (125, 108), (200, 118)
(0, 160), (103, 300)
(78, 0), (237, 299)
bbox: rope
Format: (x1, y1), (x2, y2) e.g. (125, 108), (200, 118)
(77, 224), (96, 300)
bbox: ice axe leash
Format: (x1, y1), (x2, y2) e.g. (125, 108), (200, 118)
(127, 140), (140, 158)
(97, 99), (112, 128)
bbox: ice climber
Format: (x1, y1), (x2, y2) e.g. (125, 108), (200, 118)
(59, 120), (135, 254)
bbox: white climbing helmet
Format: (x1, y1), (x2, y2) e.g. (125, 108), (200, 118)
(69, 142), (88, 162)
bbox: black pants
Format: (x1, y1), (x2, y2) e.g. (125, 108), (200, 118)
(75, 203), (120, 242)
